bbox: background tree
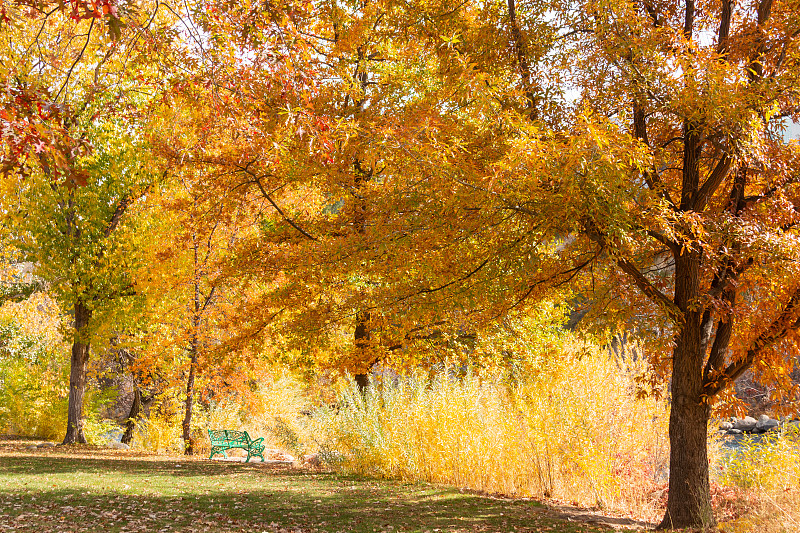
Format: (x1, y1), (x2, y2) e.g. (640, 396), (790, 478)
(0, 0), (175, 444)
(132, 167), (256, 454)
(157, 0), (561, 380)
(5, 118), (158, 442)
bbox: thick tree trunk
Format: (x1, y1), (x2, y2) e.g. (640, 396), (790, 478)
(121, 386), (142, 445)
(659, 335), (713, 528)
(658, 250), (714, 529)
(63, 301), (91, 444)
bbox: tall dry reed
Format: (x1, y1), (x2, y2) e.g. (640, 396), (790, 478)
(716, 428), (800, 532)
(314, 347), (669, 520)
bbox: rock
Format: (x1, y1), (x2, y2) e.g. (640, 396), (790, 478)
(719, 421), (733, 431)
(303, 453), (321, 467)
(108, 442), (130, 450)
(727, 428), (743, 435)
(734, 416), (758, 432)
(756, 417), (779, 432)
(25, 445), (39, 450)
(100, 428), (124, 444)
(37, 442), (56, 448)
(264, 448), (295, 462)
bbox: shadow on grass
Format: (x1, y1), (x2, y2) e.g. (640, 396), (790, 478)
(0, 452), (293, 477)
(0, 447), (632, 532)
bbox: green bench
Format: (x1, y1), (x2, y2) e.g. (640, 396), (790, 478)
(207, 429), (265, 462)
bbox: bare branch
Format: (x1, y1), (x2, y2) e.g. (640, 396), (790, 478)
(237, 163), (318, 242)
(55, 17), (94, 102)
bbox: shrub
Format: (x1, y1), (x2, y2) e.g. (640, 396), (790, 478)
(129, 393), (185, 454)
(717, 428), (800, 532)
(130, 372), (312, 457)
(0, 308), (69, 441)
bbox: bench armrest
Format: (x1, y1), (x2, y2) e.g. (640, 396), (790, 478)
(250, 437), (264, 446)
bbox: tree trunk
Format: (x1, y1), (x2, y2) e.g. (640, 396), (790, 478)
(354, 372), (370, 391)
(354, 310), (372, 392)
(121, 386), (142, 445)
(184, 239), (202, 456)
(658, 250), (714, 529)
(182, 350), (197, 455)
(63, 301), (91, 444)
(352, 153), (374, 393)
(659, 338), (713, 528)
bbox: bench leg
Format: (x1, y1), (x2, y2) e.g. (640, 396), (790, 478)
(209, 448), (228, 460)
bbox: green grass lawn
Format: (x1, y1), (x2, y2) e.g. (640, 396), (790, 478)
(0, 438), (643, 532)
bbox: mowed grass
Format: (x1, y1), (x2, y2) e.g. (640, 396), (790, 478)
(0, 438), (643, 533)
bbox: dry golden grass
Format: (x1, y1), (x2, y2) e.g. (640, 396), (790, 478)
(131, 371), (312, 458)
(313, 346), (670, 523)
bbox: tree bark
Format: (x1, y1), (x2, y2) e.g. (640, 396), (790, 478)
(659, 337), (714, 526)
(121, 386), (142, 445)
(183, 236), (203, 456)
(658, 249), (714, 528)
(63, 300), (92, 444)
(182, 349), (197, 455)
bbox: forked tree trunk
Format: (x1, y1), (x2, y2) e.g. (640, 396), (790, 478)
(63, 301), (92, 444)
(121, 386), (142, 445)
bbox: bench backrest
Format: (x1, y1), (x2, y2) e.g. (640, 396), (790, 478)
(208, 429), (251, 445)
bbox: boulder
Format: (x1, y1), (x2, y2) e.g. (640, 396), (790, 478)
(733, 416), (758, 432)
(37, 442), (56, 448)
(264, 448), (295, 462)
(303, 453), (321, 467)
(756, 416), (779, 432)
(719, 421), (733, 431)
(100, 428), (124, 444)
(108, 442), (130, 450)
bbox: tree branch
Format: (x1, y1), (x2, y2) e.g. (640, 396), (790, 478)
(617, 258), (684, 325)
(716, 0), (733, 55)
(237, 163), (319, 242)
(691, 154), (732, 211)
(508, 0), (538, 120)
(104, 194), (132, 238)
(55, 17), (94, 102)
(704, 286), (800, 397)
